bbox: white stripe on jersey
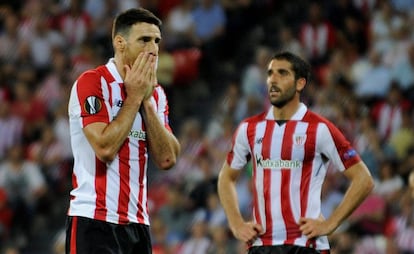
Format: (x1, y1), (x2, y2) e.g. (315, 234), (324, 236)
(128, 142), (139, 222)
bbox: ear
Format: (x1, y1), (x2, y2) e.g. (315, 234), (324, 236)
(114, 35), (126, 52)
(296, 78), (306, 92)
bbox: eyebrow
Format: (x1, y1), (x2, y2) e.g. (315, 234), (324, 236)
(139, 34), (161, 39)
(267, 67), (290, 75)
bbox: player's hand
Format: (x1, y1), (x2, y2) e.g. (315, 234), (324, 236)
(145, 54), (158, 101)
(123, 52), (156, 102)
(298, 215), (335, 239)
(230, 221), (263, 245)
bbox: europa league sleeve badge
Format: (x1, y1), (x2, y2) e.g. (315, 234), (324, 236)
(84, 96), (103, 115)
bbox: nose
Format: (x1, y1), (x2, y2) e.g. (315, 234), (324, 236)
(147, 40), (159, 55)
(267, 73), (277, 84)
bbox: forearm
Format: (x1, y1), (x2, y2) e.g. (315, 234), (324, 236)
(141, 101), (179, 170)
(325, 163), (374, 232)
(85, 98), (141, 162)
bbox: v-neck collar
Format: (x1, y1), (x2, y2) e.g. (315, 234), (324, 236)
(265, 103), (308, 123)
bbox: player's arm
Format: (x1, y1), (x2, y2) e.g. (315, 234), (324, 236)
(299, 161), (374, 238)
(84, 52), (155, 162)
(141, 99), (180, 170)
(83, 100), (141, 163)
(326, 161), (374, 230)
(218, 162), (262, 243)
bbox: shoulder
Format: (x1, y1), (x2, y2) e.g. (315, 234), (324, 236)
(76, 65), (113, 87)
(76, 65), (106, 83)
(241, 111), (267, 124)
(303, 110), (335, 127)
(302, 110), (329, 123)
(302, 110), (343, 134)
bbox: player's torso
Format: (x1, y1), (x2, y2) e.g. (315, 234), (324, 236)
(247, 120), (328, 247)
(249, 120), (322, 172)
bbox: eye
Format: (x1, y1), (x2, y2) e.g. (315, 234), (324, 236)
(141, 36), (151, 43)
(155, 38), (161, 44)
(278, 69), (289, 76)
(267, 69), (273, 76)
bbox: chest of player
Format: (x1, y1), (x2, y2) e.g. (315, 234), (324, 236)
(249, 121), (319, 167)
(108, 83), (147, 131)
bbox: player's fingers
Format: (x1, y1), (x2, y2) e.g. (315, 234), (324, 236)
(252, 223), (263, 235)
(124, 64), (131, 76)
(131, 52), (148, 73)
(149, 55), (157, 84)
(143, 54), (156, 82)
(298, 217), (307, 225)
(152, 55), (158, 85)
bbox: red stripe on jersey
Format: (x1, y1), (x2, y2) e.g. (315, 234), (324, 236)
(94, 158), (108, 221)
(301, 123), (317, 217)
(281, 121), (301, 245)
(304, 111), (360, 169)
(153, 87), (159, 108)
(98, 65), (115, 103)
(70, 216), (78, 254)
(262, 120), (275, 246)
(154, 85), (173, 132)
(302, 123), (317, 248)
(117, 140), (130, 224)
(70, 172), (78, 200)
(306, 238), (317, 249)
(226, 123), (240, 165)
(136, 123), (147, 223)
(76, 70), (110, 126)
(247, 122), (262, 228)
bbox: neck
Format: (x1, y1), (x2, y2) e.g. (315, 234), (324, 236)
(272, 100), (301, 120)
(113, 54), (126, 80)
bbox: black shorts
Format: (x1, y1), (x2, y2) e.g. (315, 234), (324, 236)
(248, 245), (330, 254)
(65, 216), (152, 254)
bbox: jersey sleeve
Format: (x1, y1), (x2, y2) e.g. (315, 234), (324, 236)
(226, 122), (251, 170)
(317, 122), (361, 172)
(75, 70), (111, 127)
(153, 85), (172, 132)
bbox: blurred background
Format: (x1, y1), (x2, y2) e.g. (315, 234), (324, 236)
(0, 0), (414, 253)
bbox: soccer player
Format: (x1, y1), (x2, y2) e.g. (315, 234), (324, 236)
(66, 8), (180, 253)
(218, 51), (374, 254)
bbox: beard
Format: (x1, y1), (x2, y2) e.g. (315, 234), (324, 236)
(269, 85), (297, 108)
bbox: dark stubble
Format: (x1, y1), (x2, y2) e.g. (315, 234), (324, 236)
(269, 84), (297, 108)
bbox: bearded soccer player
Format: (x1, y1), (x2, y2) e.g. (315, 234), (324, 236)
(66, 8), (180, 254)
(218, 51), (374, 254)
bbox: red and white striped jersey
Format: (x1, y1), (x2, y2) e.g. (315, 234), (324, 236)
(67, 58), (171, 225)
(227, 103), (361, 250)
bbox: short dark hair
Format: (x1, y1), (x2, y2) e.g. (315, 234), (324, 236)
(271, 51), (311, 84)
(113, 8), (162, 38)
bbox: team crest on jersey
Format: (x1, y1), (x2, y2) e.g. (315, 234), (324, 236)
(293, 134), (307, 146)
(84, 96), (102, 115)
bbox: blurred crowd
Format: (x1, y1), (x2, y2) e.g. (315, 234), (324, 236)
(0, 0), (414, 253)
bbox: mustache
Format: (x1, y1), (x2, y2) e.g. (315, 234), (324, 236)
(269, 86), (281, 92)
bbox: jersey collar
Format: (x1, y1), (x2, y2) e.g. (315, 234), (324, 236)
(265, 103), (308, 121)
(106, 58), (124, 83)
